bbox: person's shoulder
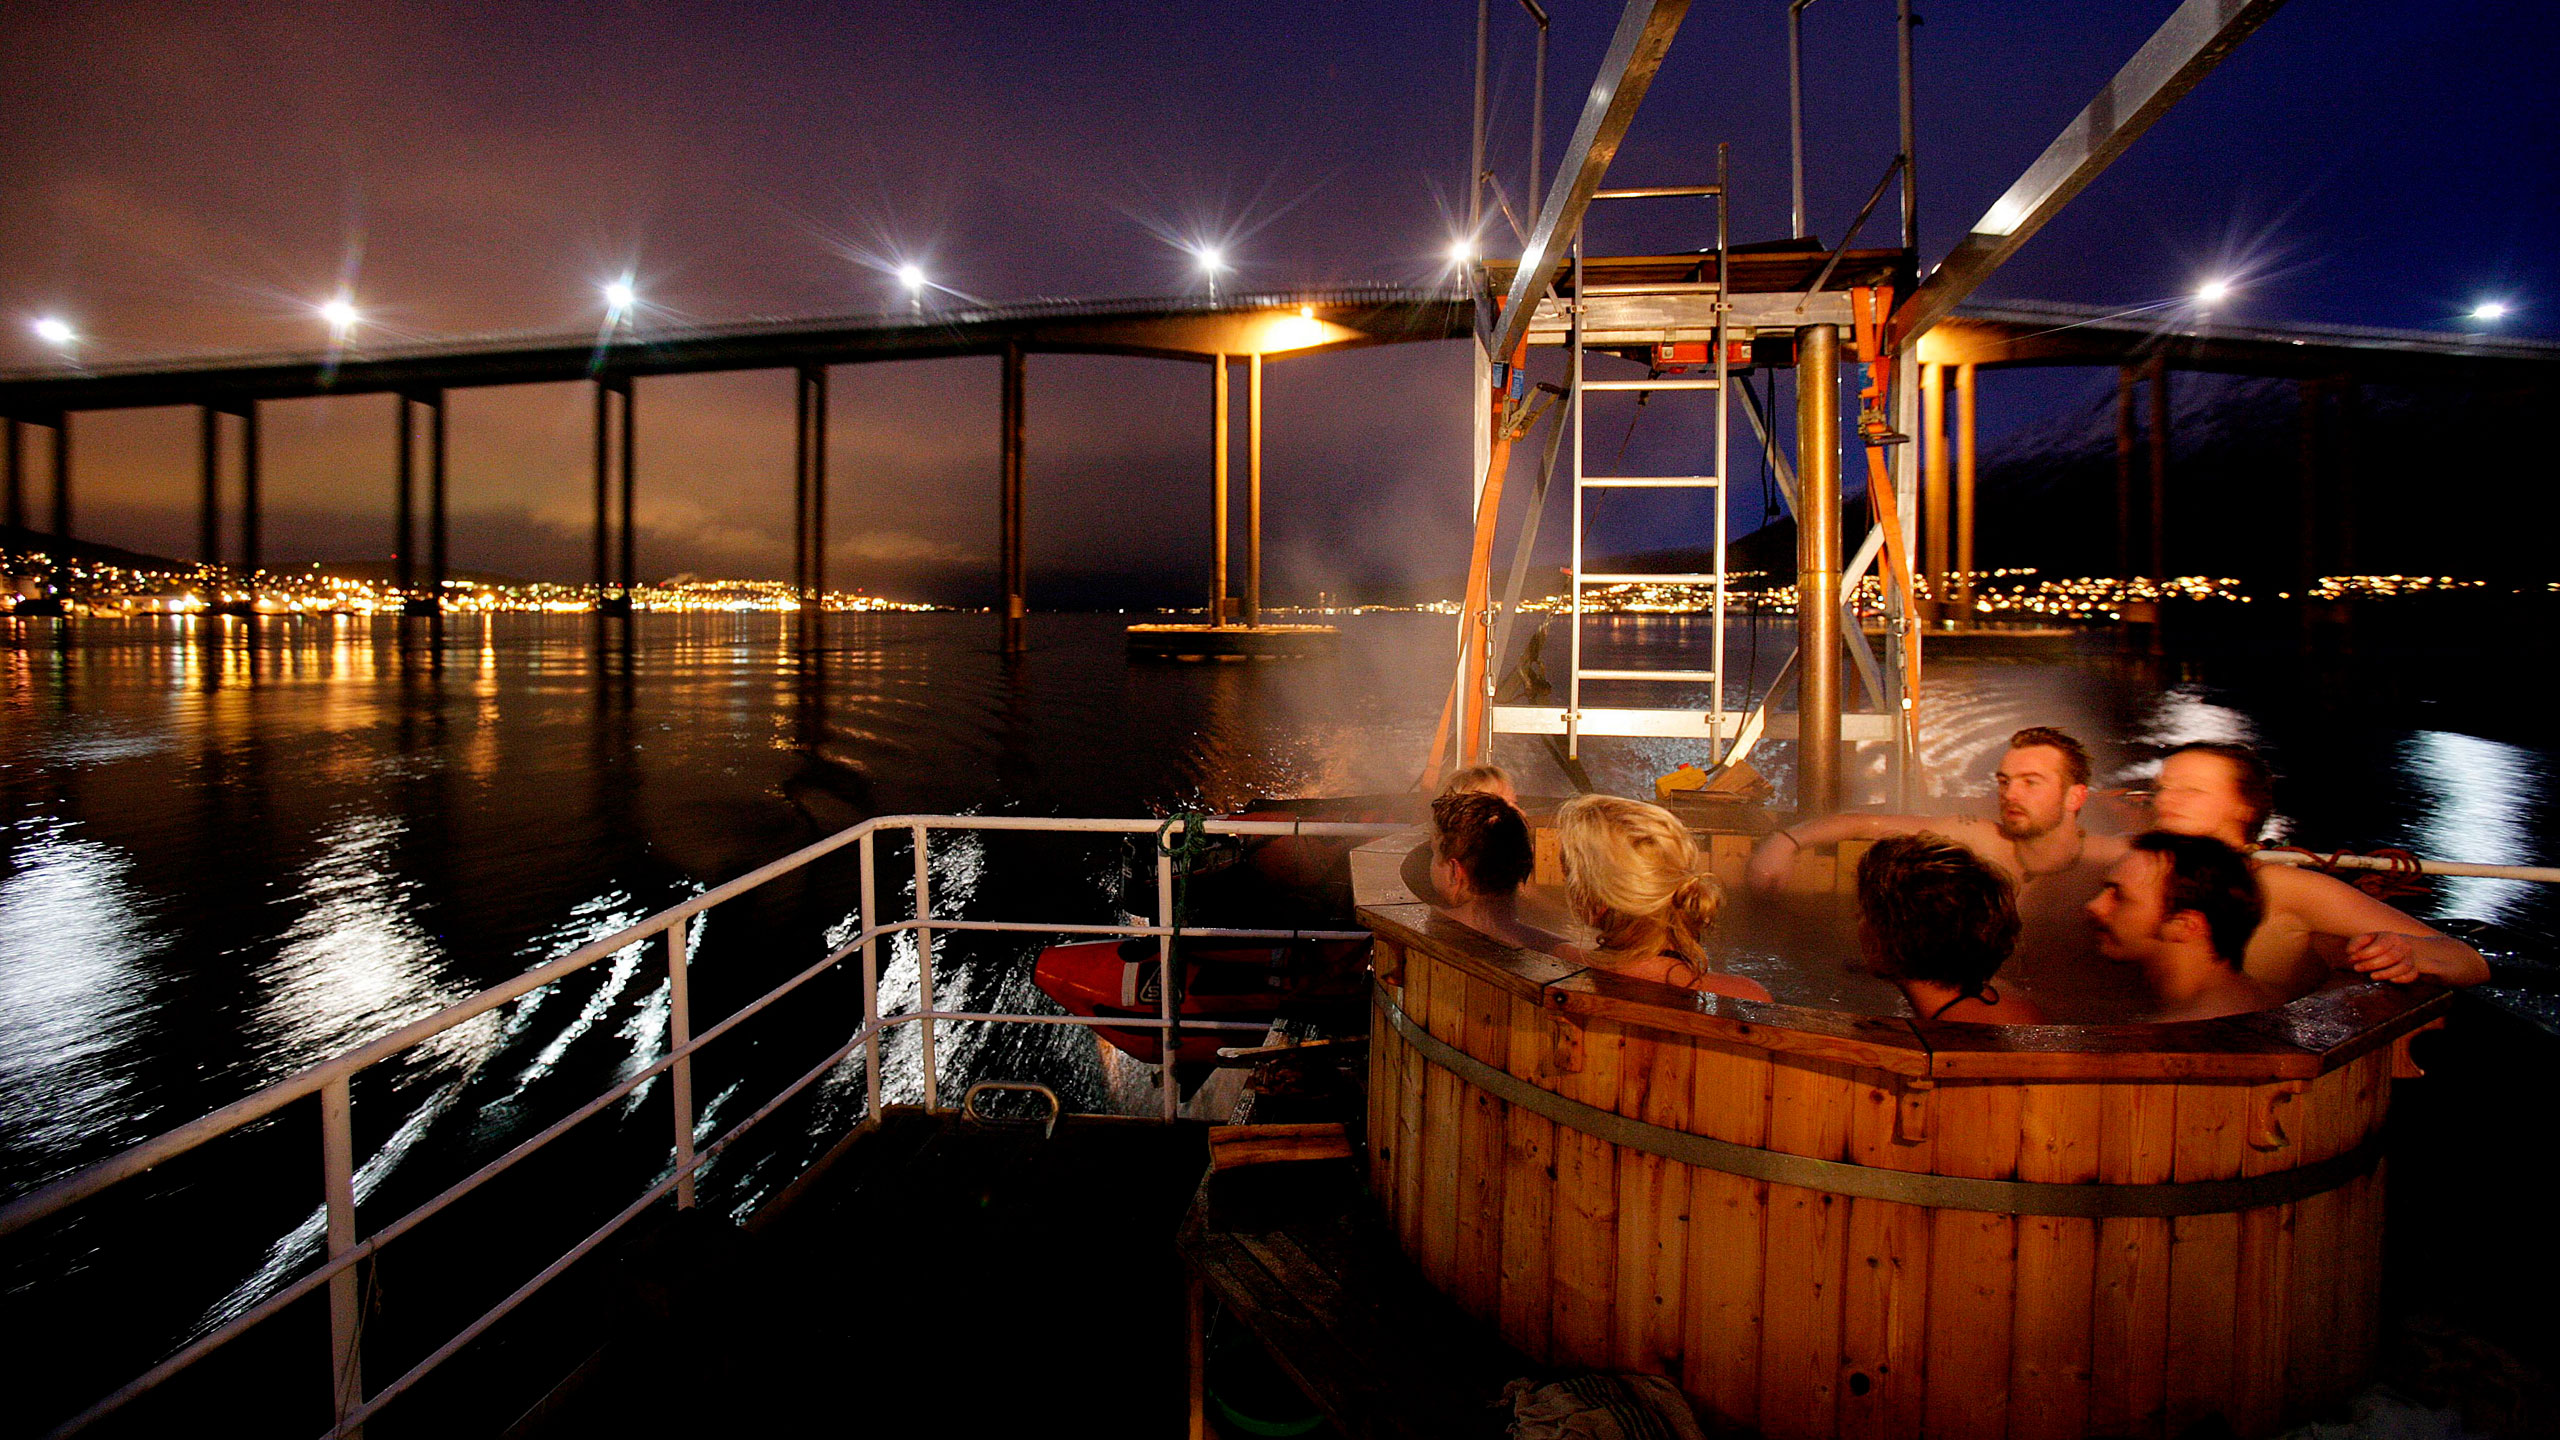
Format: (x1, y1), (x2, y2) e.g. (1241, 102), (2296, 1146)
(2249, 857), (2345, 904)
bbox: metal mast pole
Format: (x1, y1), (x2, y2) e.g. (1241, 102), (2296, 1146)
(1795, 323), (1841, 815)
(1789, 0), (1816, 239)
(1897, 0), (1917, 251)
(1470, 0), (1488, 236)
(1711, 143), (1731, 760)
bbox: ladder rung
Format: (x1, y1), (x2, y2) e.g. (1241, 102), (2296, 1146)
(1581, 282), (1723, 295)
(1581, 378), (1720, 391)
(1581, 476), (1719, 488)
(1579, 573), (1718, 585)
(1576, 669), (1718, 683)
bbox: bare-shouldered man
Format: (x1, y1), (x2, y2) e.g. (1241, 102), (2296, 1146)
(2148, 741), (2488, 997)
(1746, 726), (2137, 1016)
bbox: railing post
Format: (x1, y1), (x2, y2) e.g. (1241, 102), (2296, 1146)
(860, 829), (882, 1118)
(663, 918), (696, 1209)
(911, 823), (937, 1111)
(1157, 844), (1178, 1122)
(319, 1075), (364, 1436)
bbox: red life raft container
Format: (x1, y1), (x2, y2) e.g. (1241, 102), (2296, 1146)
(1033, 935), (1369, 1066)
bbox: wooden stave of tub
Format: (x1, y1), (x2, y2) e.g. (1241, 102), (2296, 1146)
(1359, 900), (2451, 1440)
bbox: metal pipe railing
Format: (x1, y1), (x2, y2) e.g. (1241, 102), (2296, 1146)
(4, 811), (1403, 1440)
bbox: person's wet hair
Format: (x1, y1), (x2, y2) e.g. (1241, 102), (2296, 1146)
(1854, 835), (2021, 994)
(2130, 830), (2263, 965)
(2008, 726), (2092, 788)
(1555, 794), (1719, 962)
(1431, 791), (1534, 897)
(2164, 741), (2275, 841)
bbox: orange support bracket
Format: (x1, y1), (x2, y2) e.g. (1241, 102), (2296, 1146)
(1851, 286), (1922, 764)
(1422, 334), (1528, 790)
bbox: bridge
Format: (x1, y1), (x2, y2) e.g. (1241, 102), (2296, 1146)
(2, 278), (2551, 642)
(0, 286), (1471, 639)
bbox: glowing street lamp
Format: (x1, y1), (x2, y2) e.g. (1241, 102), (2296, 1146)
(319, 297), (360, 338)
(602, 279), (637, 314)
(896, 263), (928, 313)
(32, 317), (75, 347)
(1195, 245), (1227, 303)
(2470, 299), (2510, 323)
(2194, 278), (2233, 307)
(1448, 238), (1477, 267)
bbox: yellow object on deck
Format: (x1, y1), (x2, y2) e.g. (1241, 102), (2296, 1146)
(1655, 763), (1710, 802)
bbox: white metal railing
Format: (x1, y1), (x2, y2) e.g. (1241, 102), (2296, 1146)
(0, 812), (1398, 1440)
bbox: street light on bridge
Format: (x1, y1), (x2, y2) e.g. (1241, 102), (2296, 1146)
(318, 297), (360, 339)
(2470, 299), (2511, 324)
(32, 317), (75, 347)
(602, 279), (637, 316)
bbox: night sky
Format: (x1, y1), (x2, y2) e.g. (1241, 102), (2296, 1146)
(3, 1), (2551, 601)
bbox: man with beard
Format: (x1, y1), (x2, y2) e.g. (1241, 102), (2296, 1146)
(1747, 726), (2140, 1016)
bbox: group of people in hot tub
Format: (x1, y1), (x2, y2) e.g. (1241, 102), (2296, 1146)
(1416, 727), (2490, 1024)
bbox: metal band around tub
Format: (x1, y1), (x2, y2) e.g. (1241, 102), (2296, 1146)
(1374, 983), (2382, 1219)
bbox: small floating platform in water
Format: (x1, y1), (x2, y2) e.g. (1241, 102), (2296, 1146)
(1867, 621), (2091, 660)
(1126, 622), (1340, 659)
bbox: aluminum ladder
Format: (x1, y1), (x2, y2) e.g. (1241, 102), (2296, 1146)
(1491, 175), (1733, 761)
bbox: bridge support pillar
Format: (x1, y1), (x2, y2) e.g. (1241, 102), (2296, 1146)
(1795, 323), (1842, 818)
(795, 365), (828, 615)
(427, 391), (446, 613)
(1954, 362), (1976, 614)
(1921, 361), (1948, 619)
(2115, 367), (2136, 579)
(2146, 352), (2169, 580)
(1246, 352), (1261, 628)
(999, 344), (1025, 652)
(48, 415), (70, 541)
(1211, 354), (1231, 626)
(593, 379), (634, 616)
(241, 402), (262, 580)
(199, 405), (222, 566)
(3, 418), (20, 534)
(395, 394), (416, 603)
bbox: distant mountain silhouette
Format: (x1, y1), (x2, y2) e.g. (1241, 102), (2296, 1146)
(0, 525), (199, 576)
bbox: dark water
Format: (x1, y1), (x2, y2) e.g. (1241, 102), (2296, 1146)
(2, 609), (2554, 1434)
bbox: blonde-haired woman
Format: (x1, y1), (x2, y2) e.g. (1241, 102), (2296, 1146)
(1555, 793), (1771, 1002)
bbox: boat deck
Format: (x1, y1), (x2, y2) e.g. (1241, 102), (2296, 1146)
(512, 1108), (1208, 1437)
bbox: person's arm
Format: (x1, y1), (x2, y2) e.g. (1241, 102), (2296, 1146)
(2260, 865), (2490, 987)
(1745, 813), (1935, 893)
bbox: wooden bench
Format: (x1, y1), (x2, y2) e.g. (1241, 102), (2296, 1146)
(1177, 1159), (1527, 1440)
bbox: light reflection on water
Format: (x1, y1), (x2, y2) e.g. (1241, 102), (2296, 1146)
(0, 824), (161, 1163)
(2402, 730), (2546, 924)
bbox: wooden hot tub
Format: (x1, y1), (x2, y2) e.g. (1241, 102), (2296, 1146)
(1358, 900), (2450, 1440)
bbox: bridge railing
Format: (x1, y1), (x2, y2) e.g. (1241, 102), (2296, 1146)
(0, 812), (1400, 1439)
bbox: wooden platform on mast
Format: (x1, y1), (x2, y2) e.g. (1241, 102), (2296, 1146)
(1126, 622), (1339, 659)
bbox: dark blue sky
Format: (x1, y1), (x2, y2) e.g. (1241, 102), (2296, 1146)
(2, 1), (2550, 596)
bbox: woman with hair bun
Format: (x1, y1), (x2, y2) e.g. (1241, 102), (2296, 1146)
(1555, 794), (1771, 1002)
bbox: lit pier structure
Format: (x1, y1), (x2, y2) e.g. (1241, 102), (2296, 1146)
(0, 289), (1466, 645)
